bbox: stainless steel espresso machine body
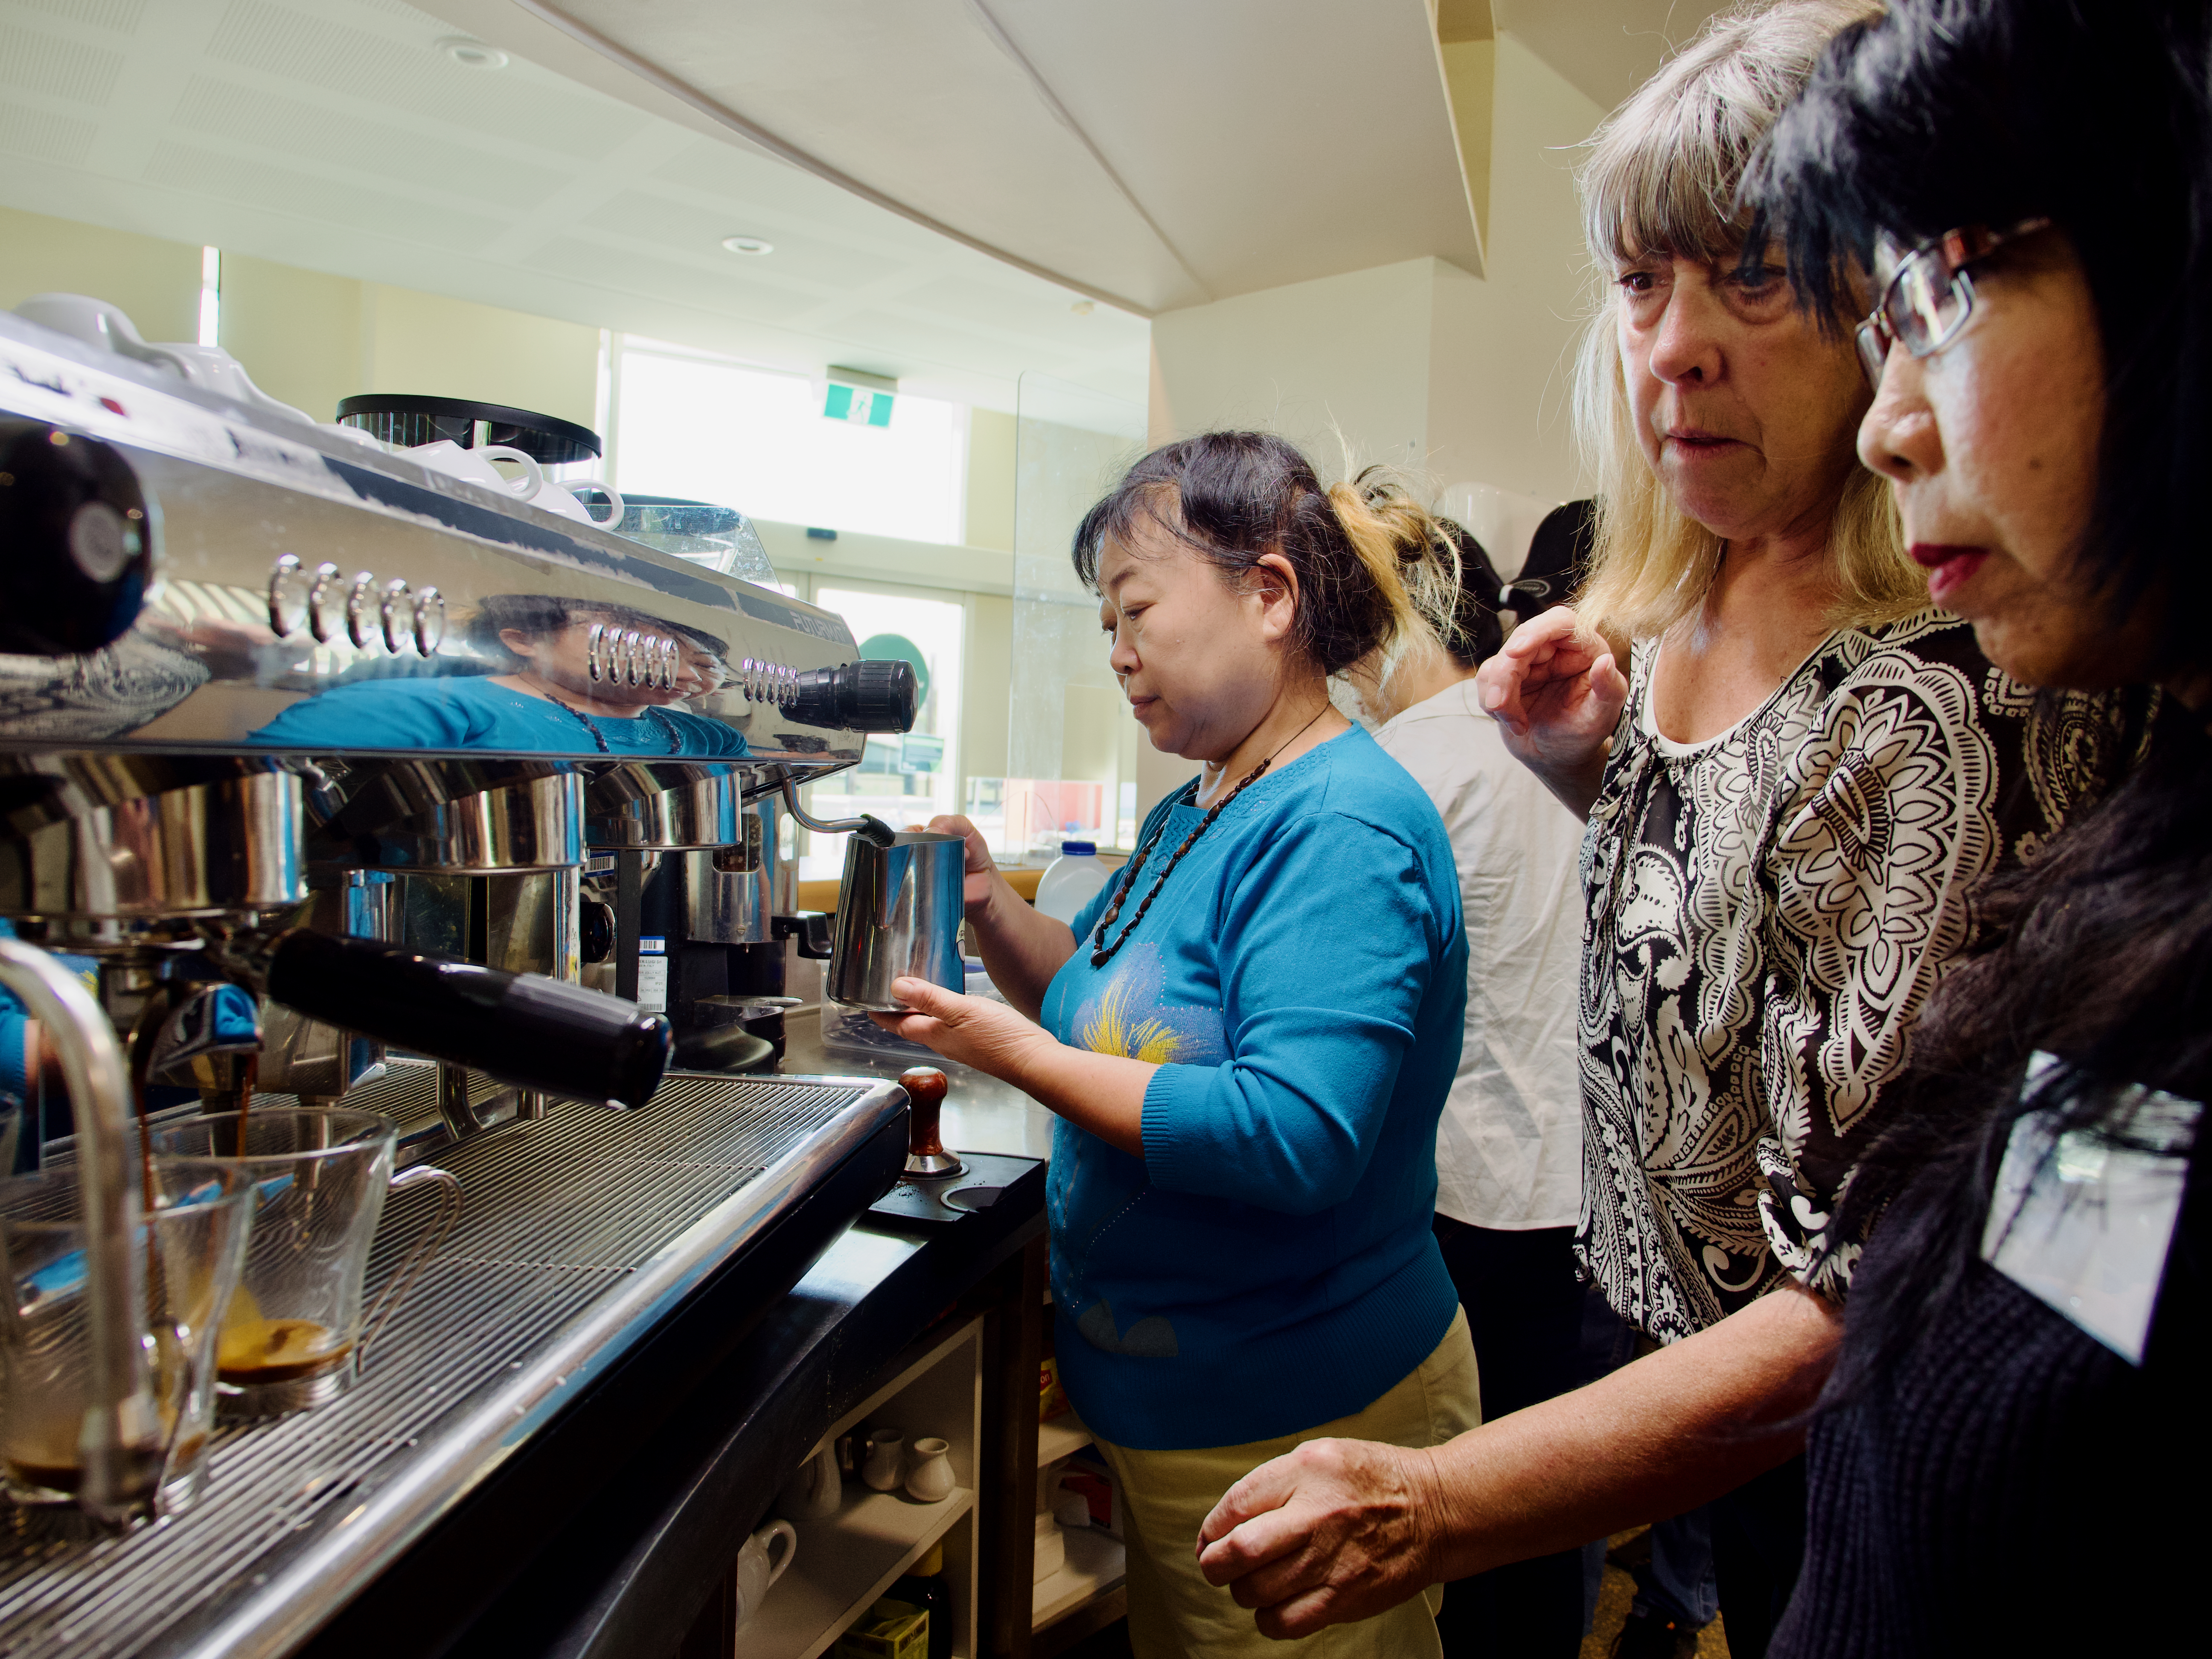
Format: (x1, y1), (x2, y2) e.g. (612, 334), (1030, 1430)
(0, 310), (917, 1651)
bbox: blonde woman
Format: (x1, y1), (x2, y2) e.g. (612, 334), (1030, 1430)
(876, 432), (1480, 1657)
(1189, 5), (2151, 1656)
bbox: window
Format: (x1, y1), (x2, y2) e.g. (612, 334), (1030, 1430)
(612, 342), (967, 544)
(799, 583), (966, 881)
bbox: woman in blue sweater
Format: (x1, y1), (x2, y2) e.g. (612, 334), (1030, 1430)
(873, 432), (1479, 1656)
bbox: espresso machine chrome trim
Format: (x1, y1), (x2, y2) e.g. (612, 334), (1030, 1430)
(319, 773), (585, 875)
(582, 761), (741, 850)
(0, 769), (306, 921)
(0, 311), (912, 771)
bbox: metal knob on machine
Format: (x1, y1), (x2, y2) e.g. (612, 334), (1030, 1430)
(898, 1065), (964, 1179)
(0, 420), (156, 657)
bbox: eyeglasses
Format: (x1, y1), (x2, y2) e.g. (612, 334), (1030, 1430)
(1855, 217), (2052, 387)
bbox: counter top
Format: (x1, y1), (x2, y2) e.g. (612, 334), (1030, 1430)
(315, 1062), (1052, 1659)
(780, 1007), (1058, 1163)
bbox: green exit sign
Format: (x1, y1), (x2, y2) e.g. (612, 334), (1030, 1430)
(824, 383), (893, 426)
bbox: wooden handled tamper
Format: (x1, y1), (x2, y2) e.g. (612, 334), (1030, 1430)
(898, 1065), (965, 1179)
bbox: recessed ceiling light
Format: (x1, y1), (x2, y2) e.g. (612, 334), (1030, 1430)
(437, 36), (508, 70)
(722, 236), (774, 256)
(1070, 300), (1095, 316)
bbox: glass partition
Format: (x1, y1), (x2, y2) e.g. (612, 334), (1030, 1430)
(1009, 373), (1147, 859)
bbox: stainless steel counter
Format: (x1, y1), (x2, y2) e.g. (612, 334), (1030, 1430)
(778, 1007), (1058, 1162)
(0, 1073), (906, 1659)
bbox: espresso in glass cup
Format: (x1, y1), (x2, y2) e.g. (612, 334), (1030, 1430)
(144, 1109), (460, 1417)
(0, 1158), (255, 1521)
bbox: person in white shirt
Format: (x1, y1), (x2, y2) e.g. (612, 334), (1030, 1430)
(1342, 512), (1591, 1657)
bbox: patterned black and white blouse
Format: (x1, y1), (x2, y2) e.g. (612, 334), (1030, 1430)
(1577, 609), (2151, 1343)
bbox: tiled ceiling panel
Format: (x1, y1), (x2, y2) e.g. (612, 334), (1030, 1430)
(142, 138), (495, 247)
(168, 75), (574, 198)
(205, 0), (649, 157)
(0, 0), (1149, 411)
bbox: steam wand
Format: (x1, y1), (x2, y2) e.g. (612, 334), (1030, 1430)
(778, 776), (897, 849)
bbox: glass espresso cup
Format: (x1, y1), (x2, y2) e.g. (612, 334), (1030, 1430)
(0, 1159), (255, 1520)
(144, 1109), (460, 1417)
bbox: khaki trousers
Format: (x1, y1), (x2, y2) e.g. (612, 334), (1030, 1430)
(1091, 1308), (1481, 1659)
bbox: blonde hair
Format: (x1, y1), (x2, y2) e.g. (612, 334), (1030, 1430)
(1327, 469), (1464, 667)
(1570, 0), (1923, 643)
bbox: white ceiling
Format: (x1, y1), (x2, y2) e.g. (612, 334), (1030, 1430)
(0, 0), (1152, 411)
(510, 0), (1486, 314)
(0, 0), (1731, 415)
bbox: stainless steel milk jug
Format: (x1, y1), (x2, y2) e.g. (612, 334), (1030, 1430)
(826, 830), (966, 1010)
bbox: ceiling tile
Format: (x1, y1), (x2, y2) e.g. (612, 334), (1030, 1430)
(144, 138), (495, 248)
(571, 192), (908, 291)
(170, 73), (571, 197)
(0, 98), (99, 163)
(0, 16), (128, 102)
(206, 0), (647, 157)
(518, 233), (829, 325)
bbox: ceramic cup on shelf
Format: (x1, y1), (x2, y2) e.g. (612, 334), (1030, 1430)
(532, 477), (625, 527)
(405, 439), (543, 501)
(776, 1444), (841, 1522)
(731, 1518), (797, 1632)
(862, 1428), (904, 1493)
(904, 1437), (955, 1503)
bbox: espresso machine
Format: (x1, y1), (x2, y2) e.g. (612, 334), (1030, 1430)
(0, 304), (920, 1653)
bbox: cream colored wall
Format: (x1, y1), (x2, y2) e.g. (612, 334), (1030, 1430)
(0, 205), (604, 431)
(215, 253), (361, 422)
(1144, 30), (1600, 505)
(358, 285), (600, 429)
(1149, 259), (1436, 471)
(962, 592), (1013, 785)
(0, 204), (201, 344)
(1441, 38), (1496, 250)
(965, 407), (1017, 552)
(1426, 31), (1605, 503)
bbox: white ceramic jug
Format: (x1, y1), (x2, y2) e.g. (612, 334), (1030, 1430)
(904, 1437), (955, 1503)
(862, 1428), (904, 1492)
(732, 1519), (797, 1631)
(776, 1444), (841, 1522)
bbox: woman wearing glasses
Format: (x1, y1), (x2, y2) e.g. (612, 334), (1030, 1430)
(1744, 0), (2209, 1650)
(1185, 3), (2153, 1653)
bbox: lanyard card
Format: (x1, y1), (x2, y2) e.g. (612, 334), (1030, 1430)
(1982, 1054), (2200, 1365)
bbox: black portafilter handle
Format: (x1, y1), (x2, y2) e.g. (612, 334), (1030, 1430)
(261, 930), (671, 1109)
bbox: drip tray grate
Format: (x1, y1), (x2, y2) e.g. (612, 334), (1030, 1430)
(0, 1072), (888, 1659)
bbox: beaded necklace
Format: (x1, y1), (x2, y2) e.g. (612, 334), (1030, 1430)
(542, 691), (679, 755)
(1087, 705), (1330, 968)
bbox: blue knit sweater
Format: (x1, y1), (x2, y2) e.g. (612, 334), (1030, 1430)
(1041, 726), (1466, 1449)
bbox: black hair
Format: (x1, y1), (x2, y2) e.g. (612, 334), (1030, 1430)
(1740, 0), (2212, 1410)
(1519, 499), (1597, 613)
(1071, 432), (1446, 677)
(463, 594), (728, 667)
(1742, 0), (2212, 674)
(1435, 520), (1505, 669)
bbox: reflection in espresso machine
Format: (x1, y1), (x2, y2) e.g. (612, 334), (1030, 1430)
(247, 594), (748, 758)
(0, 304), (920, 1553)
